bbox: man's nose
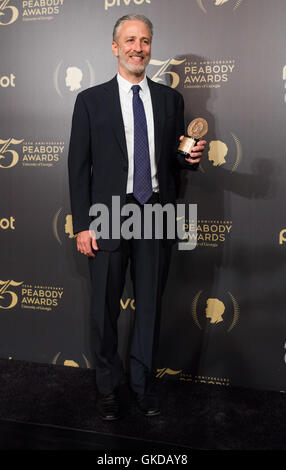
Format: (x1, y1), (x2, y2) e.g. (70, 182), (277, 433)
(133, 40), (142, 52)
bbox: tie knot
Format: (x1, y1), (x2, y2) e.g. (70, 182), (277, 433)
(132, 85), (141, 95)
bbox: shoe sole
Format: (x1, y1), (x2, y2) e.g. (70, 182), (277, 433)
(98, 414), (122, 421)
(143, 409), (161, 417)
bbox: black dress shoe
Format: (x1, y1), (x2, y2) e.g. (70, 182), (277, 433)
(135, 392), (161, 416)
(96, 392), (121, 421)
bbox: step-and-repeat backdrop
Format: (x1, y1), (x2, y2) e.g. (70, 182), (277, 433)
(1, 0), (285, 392)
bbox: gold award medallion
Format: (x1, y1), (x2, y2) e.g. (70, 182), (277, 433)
(178, 118), (208, 156)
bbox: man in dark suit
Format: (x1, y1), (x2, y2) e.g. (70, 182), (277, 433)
(68, 14), (205, 420)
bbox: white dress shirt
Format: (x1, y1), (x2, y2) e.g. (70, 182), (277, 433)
(117, 73), (159, 194)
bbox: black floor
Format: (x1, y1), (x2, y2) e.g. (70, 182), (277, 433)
(0, 358), (285, 454)
(0, 419), (191, 451)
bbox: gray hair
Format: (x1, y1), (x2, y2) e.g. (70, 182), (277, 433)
(112, 14), (153, 42)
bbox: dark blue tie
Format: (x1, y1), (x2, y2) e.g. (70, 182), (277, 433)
(132, 85), (152, 205)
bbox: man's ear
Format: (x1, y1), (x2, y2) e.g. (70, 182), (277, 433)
(112, 41), (119, 58)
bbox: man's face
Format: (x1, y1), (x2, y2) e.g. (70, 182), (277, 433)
(112, 20), (151, 79)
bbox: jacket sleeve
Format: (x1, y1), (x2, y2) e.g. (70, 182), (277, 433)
(175, 93), (199, 172)
(68, 93), (92, 235)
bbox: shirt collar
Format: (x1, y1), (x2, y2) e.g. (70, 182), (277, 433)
(117, 72), (148, 95)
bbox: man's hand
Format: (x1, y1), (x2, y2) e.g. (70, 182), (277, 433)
(76, 230), (98, 257)
(179, 136), (206, 164)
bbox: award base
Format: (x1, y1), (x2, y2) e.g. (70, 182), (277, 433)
(178, 136), (197, 157)
(177, 150), (192, 157)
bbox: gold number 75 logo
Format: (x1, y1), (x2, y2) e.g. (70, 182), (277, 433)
(0, 0), (19, 25)
(0, 138), (24, 168)
(150, 58), (186, 89)
(0, 280), (23, 309)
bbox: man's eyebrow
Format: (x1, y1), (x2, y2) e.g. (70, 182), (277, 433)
(125, 35), (150, 40)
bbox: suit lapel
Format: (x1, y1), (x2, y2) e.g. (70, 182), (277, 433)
(103, 76), (128, 161)
(147, 77), (166, 164)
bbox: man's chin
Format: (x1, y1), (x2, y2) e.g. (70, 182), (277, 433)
(127, 64), (146, 75)
(134, 67), (146, 76)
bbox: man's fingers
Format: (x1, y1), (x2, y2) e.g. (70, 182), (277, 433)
(185, 157), (201, 164)
(190, 151), (203, 157)
(192, 145), (205, 152)
(192, 141), (206, 152)
(179, 137), (206, 156)
(187, 139), (206, 161)
(75, 230), (98, 257)
(77, 239), (95, 257)
(92, 237), (99, 252)
(186, 151), (203, 161)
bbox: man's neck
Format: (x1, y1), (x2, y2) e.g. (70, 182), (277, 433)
(117, 69), (145, 84)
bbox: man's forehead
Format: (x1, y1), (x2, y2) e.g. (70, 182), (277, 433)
(118, 20), (151, 38)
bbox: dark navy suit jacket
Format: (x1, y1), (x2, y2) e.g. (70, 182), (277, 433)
(68, 75), (195, 250)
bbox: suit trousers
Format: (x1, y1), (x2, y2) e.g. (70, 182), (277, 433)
(88, 193), (171, 395)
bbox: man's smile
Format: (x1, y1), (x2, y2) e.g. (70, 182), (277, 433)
(129, 55), (145, 62)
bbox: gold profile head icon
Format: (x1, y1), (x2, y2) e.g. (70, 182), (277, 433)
(64, 360), (79, 368)
(208, 140), (228, 167)
(65, 66), (83, 92)
(205, 298), (225, 324)
(65, 214), (75, 238)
